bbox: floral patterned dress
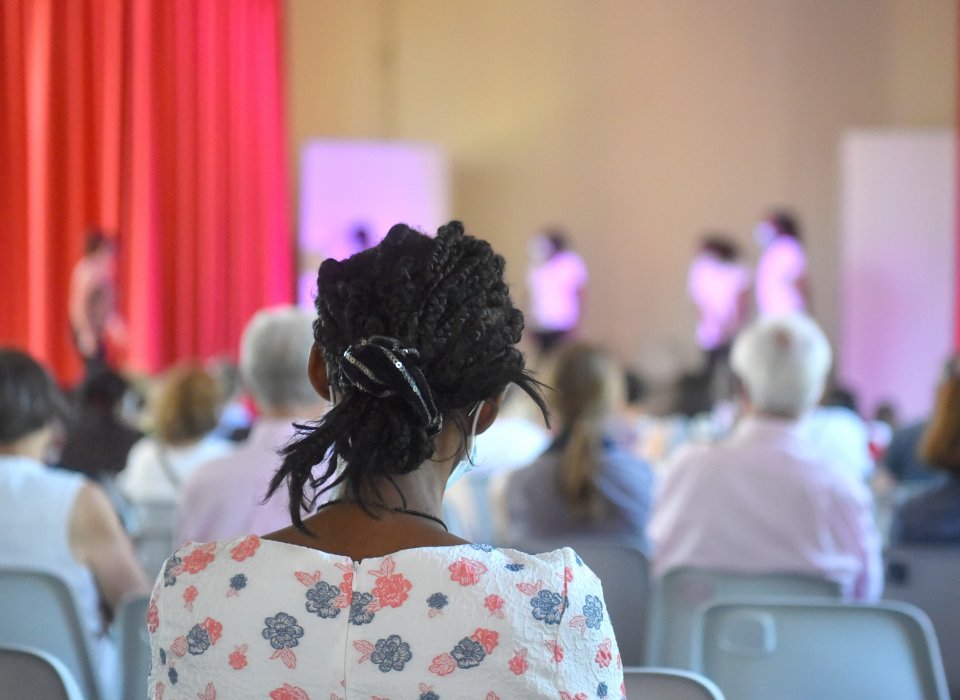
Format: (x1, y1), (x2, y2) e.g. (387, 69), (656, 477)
(148, 537), (625, 699)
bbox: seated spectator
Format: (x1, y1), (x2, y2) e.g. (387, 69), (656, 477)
(148, 222), (623, 698)
(176, 307), (326, 544)
(649, 314), (882, 600)
(59, 369), (143, 479)
(889, 355), (960, 544)
(0, 349), (148, 695)
(884, 419), (944, 484)
(503, 343), (655, 550)
(118, 365), (232, 510)
(207, 357), (255, 441)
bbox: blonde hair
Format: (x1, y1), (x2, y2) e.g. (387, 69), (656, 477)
(152, 365), (222, 445)
(551, 343), (623, 520)
(919, 355), (960, 475)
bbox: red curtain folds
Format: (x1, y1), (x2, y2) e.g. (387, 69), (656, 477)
(0, 0), (292, 383)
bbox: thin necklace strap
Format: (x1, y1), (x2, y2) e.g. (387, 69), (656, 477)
(317, 498), (448, 532)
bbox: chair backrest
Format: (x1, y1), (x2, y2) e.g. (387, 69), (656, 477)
(0, 567), (103, 700)
(647, 566), (842, 668)
(623, 666), (725, 699)
(0, 645), (85, 700)
(513, 537), (650, 666)
(114, 593), (151, 700)
(131, 502), (177, 580)
(693, 599), (950, 700)
(885, 546), (960, 698)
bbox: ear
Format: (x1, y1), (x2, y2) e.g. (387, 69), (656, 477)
(474, 393), (504, 436)
(307, 343), (331, 401)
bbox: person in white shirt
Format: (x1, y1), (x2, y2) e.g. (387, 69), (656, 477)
(754, 210), (809, 317)
(526, 229), (588, 354)
(650, 314), (882, 601)
(176, 307), (327, 544)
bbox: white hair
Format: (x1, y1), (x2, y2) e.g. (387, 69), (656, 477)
(730, 313), (832, 418)
(239, 306), (317, 410)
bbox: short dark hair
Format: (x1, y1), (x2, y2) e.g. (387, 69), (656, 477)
(84, 229), (113, 256)
(544, 228), (569, 255)
(769, 211), (801, 241)
(701, 234), (740, 262)
(0, 349), (69, 444)
(268, 221), (548, 529)
(76, 369), (129, 412)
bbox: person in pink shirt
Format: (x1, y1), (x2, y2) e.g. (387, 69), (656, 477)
(650, 314), (882, 601)
(526, 229), (588, 355)
(68, 230), (126, 374)
(176, 307), (327, 545)
(754, 210), (810, 317)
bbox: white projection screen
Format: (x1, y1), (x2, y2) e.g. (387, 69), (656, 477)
(839, 129), (956, 422)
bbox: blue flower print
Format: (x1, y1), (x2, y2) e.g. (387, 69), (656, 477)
(262, 612), (304, 649)
(470, 543), (494, 552)
(420, 693), (440, 700)
(504, 562), (524, 572)
(167, 666), (178, 685)
(159, 648), (166, 666)
(349, 592), (375, 626)
(451, 637), (486, 669)
(597, 681), (608, 697)
(370, 634), (412, 672)
(163, 555), (181, 587)
(186, 624), (211, 655)
(230, 573), (247, 591)
(575, 552), (584, 566)
(583, 594), (604, 630)
(305, 580), (340, 619)
(530, 589), (566, 625)
(427, 592), (448, 610)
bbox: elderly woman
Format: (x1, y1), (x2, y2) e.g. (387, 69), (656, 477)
(148, 222), (624, 699)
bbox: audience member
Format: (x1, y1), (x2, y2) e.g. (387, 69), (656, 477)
(889, 355), (960, 544)
(207, 357), (255, 441)
(0, 349), (148, 695)
(148, 222), (623, 698)
(176, 307), (326, 544)
(503, 343), (655, 550)
(884, 419), (943, 484)
(754, 210), (809, 316)
(802, 385), (874, 484)
(650, 314), (882, 600)
(526, 228), (588, 355)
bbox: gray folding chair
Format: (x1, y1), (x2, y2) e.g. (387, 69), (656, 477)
(623, 666), (725, 699)
(131, 502), (177, 580)
(0, 567), (105, 700)
(0, 645), (85, 700)
(646, 566), (841, 668)
(885, 546), (960, 699)
(114, 593), (151, 700)
(693, 599), (949, 700)
(513, 537), (650, 666)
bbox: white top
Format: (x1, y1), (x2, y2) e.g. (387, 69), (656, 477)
(800, 406), (874, 483)
(755, 235), (807, 316)
(649, 416), (882, 601)
(176, 420), (302, 546)
(148, 537), (625, 699)
(687, 253), (750, 350)
(118, 434), (233, 506)
(527, 251), (588, 331)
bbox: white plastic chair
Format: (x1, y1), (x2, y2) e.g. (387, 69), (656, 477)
(693, 599), (950, 700)
(131, 502), (177, 579)
(114, 593), (151, 700)
(0, 567), (105, 700)
(623, 666), (725, 699)
(0, 645), (85, 700)
(513, 537), (650, 666)
(646, 566), (841, 668)
(885, 546), (960, 698)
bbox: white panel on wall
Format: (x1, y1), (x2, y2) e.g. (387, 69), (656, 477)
(840, 130), (955, 422)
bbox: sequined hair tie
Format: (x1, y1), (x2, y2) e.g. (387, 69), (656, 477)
(340, 336), (443, 435)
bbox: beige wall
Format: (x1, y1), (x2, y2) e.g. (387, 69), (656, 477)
(287, 0), (955, 379)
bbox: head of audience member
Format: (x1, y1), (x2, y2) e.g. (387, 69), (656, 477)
(919, 354), (960, 478)
(0, 349), (69, 461)
(268, 221), (548, 529)
(755, 210), (802, 247)
(76, 369), (129, 418)
(700, 234), (740, 262)
(240, 306), (325, 419)
(730, 314), (831, 420)
(530, 227), (570, 264)
(551, 343), (624, 520)
(151, 365), (222, 446)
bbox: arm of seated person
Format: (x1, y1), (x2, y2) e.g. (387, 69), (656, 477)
(69, 482), (150, 616)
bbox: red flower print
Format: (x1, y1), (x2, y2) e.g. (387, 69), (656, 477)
(197, 682), (216, 700)
(180, 545), (216, 574)
(353, 640), (375, 663)
(508, 649), (528, 676)
(471, 628), (499, 655)
(617, 652), (622, 669)
(515, 580), (544, 596)
(230, 535), (260, 562)
(485, 694), (500, 700)
(595, 638), (612, 668)
(547, 640), (564, 663)
(429, 652), (457, 676)
(202, 617), (222, 644)
(269, 684), (310, 700)
(484, 594), (505, 618)
(372, 573), (412, 609)
(228, 644), (247, 670)
(146, 596), (159, 633)
(564, 566), (574, 583)
(448, 557), (488, 586)
(154, 681), (165, 700)
(337, 567), (354, 607)
(183, 585), (198, 610)
(170, 636), (188, 657)
(560, 693), (587, 700)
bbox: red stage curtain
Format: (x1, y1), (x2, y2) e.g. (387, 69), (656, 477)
(0, 0), (292, 383)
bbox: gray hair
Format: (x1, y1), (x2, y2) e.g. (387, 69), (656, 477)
(239, 307), (317, 410)
(731, 313), (832, 418)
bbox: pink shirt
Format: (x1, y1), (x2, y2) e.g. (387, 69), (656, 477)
(527, 251), (588, 331)
(687, 254), (750, 349)
(649, 416), (882, 601)
(755, 236), (807, 316)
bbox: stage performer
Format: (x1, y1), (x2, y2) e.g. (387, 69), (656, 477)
(754, 210), (809, 316)
(526, 228), (588, 355)
(69, 230), (125, 373)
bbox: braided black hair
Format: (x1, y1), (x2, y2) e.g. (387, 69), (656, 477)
(267, 221), (549, 531)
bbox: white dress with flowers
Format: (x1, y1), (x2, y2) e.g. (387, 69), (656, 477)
(147, 537), (625, 700)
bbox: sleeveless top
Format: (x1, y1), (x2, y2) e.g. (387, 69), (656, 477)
(149, 537), (625, 699)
